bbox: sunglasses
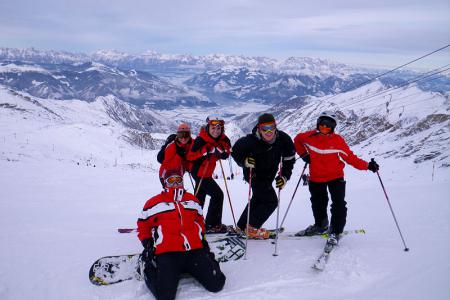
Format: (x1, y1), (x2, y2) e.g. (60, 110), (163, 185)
(165, 175), (183, 186)
(259, 122), (276, 133)
(177, 131), (190, 139)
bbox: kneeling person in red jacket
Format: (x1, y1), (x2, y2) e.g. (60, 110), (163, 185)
(137, 169), (226, 300)
(294, 111), (379, 245)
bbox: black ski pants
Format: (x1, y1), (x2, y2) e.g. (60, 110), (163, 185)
(193, 176), (224, 227)
(237, 179), (278, 230)
(309, 178), (347, 235)
(144, 248), (226, 300)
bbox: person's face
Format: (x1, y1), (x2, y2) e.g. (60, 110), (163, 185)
(176, 131), (191, 144)
(258, 122), (276, 142)
(208, 124), (222, 138)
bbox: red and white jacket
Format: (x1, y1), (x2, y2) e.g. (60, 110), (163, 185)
(137, 189), (205, 255)
(294, 130), (369, 182)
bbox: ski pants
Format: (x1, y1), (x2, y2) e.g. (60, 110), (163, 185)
(237, 179), (278, 230)
(193, 176), (224, 227)
(309, 178), (347, 235)
(144, 248), (226, 300)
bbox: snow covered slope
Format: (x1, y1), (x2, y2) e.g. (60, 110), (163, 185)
(0, 148), (448, 300)
(271, 81), (450, 167)
(0, 87), (176, 168)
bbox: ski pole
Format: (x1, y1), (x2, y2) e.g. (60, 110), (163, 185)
(188, 173), (195, 191)
(279, 163), (308, 229)
(273, 163), (283, 257)
(218, 159), (237, 228)
(194, 158), (210, 197)
(373, 159), (409, 252)
(244, 167), (253, 260)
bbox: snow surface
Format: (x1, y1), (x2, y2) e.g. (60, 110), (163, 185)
(0, 142), (449, 300)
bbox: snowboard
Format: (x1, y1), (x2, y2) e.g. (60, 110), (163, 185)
(89, 236), (245, 286)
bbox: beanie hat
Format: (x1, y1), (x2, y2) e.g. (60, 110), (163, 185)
(177, 123), (190, 132)
(258, 113), (276, 125)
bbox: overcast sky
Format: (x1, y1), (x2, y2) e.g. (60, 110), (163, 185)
(1, 0), (449, 69)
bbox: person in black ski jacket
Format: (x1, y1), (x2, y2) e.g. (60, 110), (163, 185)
(232, 113), (296, 238)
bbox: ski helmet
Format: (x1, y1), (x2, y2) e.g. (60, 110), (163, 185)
(206, 115), (224, 126)
(317, 111), (337, 133)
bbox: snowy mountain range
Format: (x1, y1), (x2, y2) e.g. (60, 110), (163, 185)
(1, 46), (449, 168)
(0, 60), (212, 109)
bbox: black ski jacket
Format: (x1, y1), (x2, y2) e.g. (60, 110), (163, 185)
(231, 127), (296, 182)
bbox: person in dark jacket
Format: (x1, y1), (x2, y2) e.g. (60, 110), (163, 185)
(232, 113), (296, 238)
(187, 116), (232, 233)
(137, 169), (225, 300)
(294, 111), (379, 245)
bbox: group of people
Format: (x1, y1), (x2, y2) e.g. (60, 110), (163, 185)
(136, 111), (380, 300)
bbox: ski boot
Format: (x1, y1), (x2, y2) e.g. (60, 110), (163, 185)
(245, 225), (270, 239)
(206, 224), (229, 234)
(295, 219), (329, 237)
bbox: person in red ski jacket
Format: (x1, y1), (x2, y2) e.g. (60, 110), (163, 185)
(137, 169), (225, 300)
(158, 123), (193, 187)
(294, 111), (379, 245)
(186, 116), (231, 233)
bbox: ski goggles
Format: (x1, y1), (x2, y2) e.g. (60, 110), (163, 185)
(176, 131), (191, 139)
(259, 122), (276, 134)
(165, 175), (183, 187)
(208, 120), (224, 128)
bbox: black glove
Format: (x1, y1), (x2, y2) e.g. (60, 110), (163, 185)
(275, 176), (287, 189)
(368, 159), (380, 173)
(141, 239), (155, 263)
(202, 236), (216, 260)
(300, 153), (311, 164)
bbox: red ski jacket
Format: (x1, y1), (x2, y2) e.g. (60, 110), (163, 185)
(159, 140), (193, 178)
(137, 189), (205, 255)
(294, 130), (369, 182)
(187, 127), (231, 178)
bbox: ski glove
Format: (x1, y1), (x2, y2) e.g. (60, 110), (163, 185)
(368, 159), (380, 173)
(275, 176), (287, 189)
(244, 157), (255, 169)
(202, 236), (216, 261)
(300, 153), (311, 164)
(141, 239), (155, 263)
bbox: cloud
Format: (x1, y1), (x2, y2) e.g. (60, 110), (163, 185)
(0, 0), (449, 67)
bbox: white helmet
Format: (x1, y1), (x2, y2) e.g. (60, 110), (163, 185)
(317, 111), (337, 132)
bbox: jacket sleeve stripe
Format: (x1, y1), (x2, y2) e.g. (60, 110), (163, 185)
(180, 200), (203, 216)
(305, 143), (348, 156)
(139, 202), (176, 220)
(283, 154), (296, 161)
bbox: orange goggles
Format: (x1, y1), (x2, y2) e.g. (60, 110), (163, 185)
(165, 175), (183, 187)
(259, 122), (276, 133)
(209, 120), (224, 128)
